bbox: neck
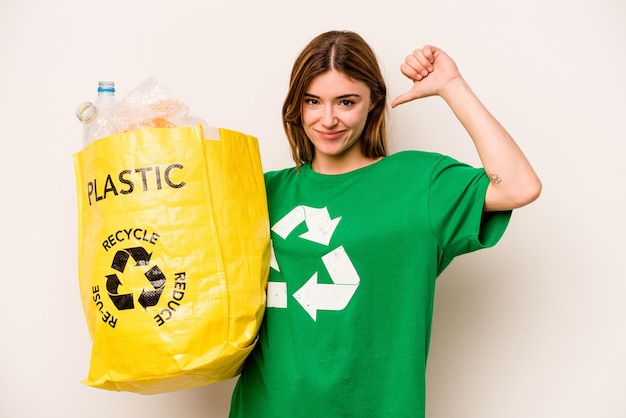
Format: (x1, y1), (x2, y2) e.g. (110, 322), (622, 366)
(311, 155), (382, 175)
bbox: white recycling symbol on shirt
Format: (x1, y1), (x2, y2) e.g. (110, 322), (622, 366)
(267, 205), (360, 321)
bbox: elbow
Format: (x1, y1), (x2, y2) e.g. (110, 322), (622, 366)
(512, 176), (542, 209)
(485, 176), (542, 212)
(530, 177), (542, 202)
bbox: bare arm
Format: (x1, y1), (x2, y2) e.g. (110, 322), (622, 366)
(391, 46), (541, 211)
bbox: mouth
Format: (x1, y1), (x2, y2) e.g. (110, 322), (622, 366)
(315, 129), (346, 141)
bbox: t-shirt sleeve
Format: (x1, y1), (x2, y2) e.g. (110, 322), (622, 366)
(428, 155), (511, 275)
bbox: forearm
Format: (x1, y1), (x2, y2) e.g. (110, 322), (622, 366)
(440, 77), (541, 211)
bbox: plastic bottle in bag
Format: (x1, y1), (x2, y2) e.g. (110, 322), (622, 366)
(76, 81), (119, 147)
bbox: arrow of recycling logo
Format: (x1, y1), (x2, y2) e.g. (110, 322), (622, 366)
(267, 205), (360, 321)
(105, 247), (166, 310)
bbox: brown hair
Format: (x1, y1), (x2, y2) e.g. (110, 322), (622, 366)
(282, 30), (388, 168)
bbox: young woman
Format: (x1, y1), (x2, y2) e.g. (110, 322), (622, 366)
(229, 30), (541, 418)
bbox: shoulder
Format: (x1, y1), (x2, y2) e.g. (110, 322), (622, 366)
(383, 150), (453, 174)
(264, 166), (298, 187)
(388, 150), (446, 163)
(391, 150), (481, 172)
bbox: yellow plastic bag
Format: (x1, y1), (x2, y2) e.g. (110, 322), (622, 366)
(73, 126), (270, 394)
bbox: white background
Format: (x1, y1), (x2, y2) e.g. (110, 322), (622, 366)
(1, 0), (625, 417)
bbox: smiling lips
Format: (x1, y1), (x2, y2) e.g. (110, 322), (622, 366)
(315, 129), (346, 141)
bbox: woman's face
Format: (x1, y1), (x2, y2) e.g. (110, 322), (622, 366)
(302, 70), (373, 172)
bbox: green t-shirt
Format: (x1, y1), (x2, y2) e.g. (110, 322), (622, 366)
(230, 151), (511, 418)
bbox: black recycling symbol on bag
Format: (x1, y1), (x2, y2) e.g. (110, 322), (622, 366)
(105, 247), (166, 310)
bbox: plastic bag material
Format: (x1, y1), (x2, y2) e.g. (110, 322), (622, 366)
(73, 125), (270, 394)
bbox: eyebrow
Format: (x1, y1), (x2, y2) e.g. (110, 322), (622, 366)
(304, 93), (362, 100)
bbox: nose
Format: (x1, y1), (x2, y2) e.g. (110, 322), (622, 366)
(321, 105), (337, 127)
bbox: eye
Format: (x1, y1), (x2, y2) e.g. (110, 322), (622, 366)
(304, 97), (319, 106)
(339, 99), (355, 106)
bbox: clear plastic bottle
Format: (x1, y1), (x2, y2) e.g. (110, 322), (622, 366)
(76, 81), (119, 148)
